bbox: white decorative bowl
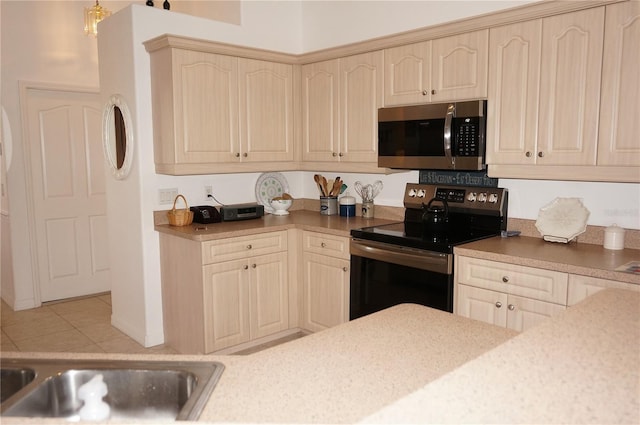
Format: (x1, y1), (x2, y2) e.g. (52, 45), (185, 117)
(270, 199), (292, 216)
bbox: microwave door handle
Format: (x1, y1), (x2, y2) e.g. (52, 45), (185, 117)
(444, 104), (455, 167)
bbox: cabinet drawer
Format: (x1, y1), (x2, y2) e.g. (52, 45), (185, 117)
(456, 256), (568, 305)
(302, 231), (349, 260)
(202, 231), (287, 264)
(567, 274), (639, 306)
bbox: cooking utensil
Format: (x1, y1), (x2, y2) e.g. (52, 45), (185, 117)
(314, 174), (325, 196)
(321, 176), (329, 198)
(330, 178), (342, 197)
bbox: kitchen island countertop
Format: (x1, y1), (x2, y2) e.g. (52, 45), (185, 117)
(2, 289), (639, 424)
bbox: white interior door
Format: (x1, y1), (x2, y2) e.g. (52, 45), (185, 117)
(23, 86), (109, 302)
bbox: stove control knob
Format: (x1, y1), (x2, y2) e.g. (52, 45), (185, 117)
(417, 189), (426, 198)
(467, 192), (477, 202)
(408, 188), (417, 197)
(478, 192), (488, 202)
(488, 193), (499, 203)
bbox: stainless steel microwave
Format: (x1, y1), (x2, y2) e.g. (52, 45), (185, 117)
(378, 100), (487, 170)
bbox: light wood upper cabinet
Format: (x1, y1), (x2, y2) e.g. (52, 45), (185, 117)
(238, 58), (294, 163)
(597, 1), (640, 166)
(487, 19), (542, 165)
(384, 30), (488, 106)
(384, 41), (431, 106)
(302, 52), (383, 165)
(151, 49), (239, 166)
(301, 59), (340, 162)
(537, 7), (604, 166)
(431, 30), (489, 102)
(146, 37), (295, 175)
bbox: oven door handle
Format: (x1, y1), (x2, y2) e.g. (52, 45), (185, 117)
(350, 239), (452, 274)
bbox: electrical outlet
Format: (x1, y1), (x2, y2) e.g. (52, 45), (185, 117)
(204, 185), (213, 199)
(158, 188), (178, 205)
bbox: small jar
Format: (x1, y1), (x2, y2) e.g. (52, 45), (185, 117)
(362, 200), (374, 218)
(604, 224), (625, 250)
(320, 196), (338, 215)
(339, 193), (356, 217)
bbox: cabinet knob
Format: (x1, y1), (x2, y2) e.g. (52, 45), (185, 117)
(332, 152), (338, 157)
(342, 267), (348, 272)
(252, 263), (257, 268)
(243, 265), (249, 270)
(538, 151), (544, 158)
(495, 301), (502, 308)
(247, 244), (252, 249)
(431, 89), (436, 95)
(235, 153), (240, 158)
(525, 151), (532, 158)
(422, 90), (428, 96)
(243, 153), (248, 157)
(338, 152), (344, 157)
(502, 276), (509, 283)
(321, 242), (326, 248)
(508, 304), (515, 311)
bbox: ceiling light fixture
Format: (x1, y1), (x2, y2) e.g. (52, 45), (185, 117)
(84, 0), (111, 37)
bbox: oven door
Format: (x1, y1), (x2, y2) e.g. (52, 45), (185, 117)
(349, 238), (454, 320)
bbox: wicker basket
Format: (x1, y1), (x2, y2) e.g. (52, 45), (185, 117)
(167, 194), (194, 226)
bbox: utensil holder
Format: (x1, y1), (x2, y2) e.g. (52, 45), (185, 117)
(362, 200), (374, 218)
(320, 196), (338, 215)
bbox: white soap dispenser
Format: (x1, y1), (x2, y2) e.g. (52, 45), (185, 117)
(77, 374), (111, 421)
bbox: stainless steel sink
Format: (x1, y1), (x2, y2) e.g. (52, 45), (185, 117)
(0, 358), (224, 421)
(1, 368), (36, 403)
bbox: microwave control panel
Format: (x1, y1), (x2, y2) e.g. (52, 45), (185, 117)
(454, 117), (481, 156)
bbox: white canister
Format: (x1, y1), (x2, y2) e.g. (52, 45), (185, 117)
(604, 224), (625, 250)
(339, 193), (356, 217)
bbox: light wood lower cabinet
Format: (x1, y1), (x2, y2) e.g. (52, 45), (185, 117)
(301, 231), (350, 332)
(567, 274), (640, 307)
(159, 231), (289, 354)
(455, 256), (568, 331)
(456, 284), (566, 332)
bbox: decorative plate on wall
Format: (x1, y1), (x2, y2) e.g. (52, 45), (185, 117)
(255, 172), (289, 214)
(535, 197), (590, 243)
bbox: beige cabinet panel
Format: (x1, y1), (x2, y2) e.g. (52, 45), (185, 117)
(384, 41), (431, 106)
(301, 52), (382, 165)
(301, 59), (341, 162)
(456, 284), (508, 327)
(456, 284), (565, 332)
(301, 252), (350, 333)
(202, 231), (287, 264)
(203, 258), (251, 352)
(537, 7), (604, 165)
(239, 58), (294, 162)
(151, 49), (239, 165)
(302, 230), (350, 260)
(430, 30), (488, 102)
(567, 274), (640, 306)
(456, 256), (568, 304)
(597, 1), (640, 166)
(340, 51), (384, 163)
(249, 252), (289, 339)
(487, 20), (542, 165)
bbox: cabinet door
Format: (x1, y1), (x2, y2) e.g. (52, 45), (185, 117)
(170, 50), (239, 164)
(340, 51), (384, 163)
(203, 258), (250, 352)
(301, 59), (341, 162)
(487, 20), (542, 165)
(238, 58), (294, 162)
(430, 30), (488, 102)
(302, 252), (350, 332)
(537, 8), (604, 165)
(567, 274), (640, 306)
(597, 1), (640, 166)
(456, 284), (507, 327)
(384, 41), (431, 106)
(506, 294), (566, 332)
(249, 252), (289, 339)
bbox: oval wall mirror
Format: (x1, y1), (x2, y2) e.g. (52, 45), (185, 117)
(102, 94), (134, 179)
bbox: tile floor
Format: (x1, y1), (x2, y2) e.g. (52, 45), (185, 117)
(0, 294), (178, 354)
